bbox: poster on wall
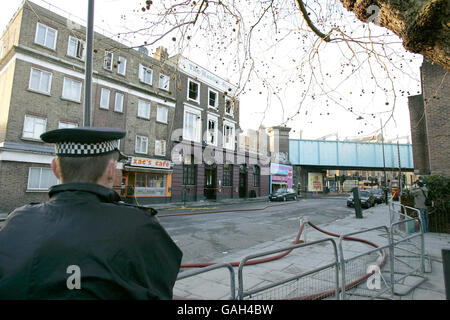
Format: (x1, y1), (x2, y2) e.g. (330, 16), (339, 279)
(308, 173), (323, 192)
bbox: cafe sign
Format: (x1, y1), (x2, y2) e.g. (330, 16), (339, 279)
(130, 157), (172, 169)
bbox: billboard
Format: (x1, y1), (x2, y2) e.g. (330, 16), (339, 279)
(308, 173), (323, 192)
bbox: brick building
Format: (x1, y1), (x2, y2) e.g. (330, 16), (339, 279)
(408, 61), (450, 177)
(164, 55), (271, 203)
(0, 1), (271, 211)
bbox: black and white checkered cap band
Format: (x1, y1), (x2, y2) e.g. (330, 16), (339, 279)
(55, 140), (118, 156)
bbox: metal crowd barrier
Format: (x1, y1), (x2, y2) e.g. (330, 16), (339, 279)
(389, 202), (432, 273)
(173, 205), (430, 300)
(389, 214), (427, 296)
(176, 263), (236, 300)
(338, 226), (393, 300)
(237, 238), (340, 300)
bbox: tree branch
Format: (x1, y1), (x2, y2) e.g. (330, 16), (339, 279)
(296, 0), (333, 42)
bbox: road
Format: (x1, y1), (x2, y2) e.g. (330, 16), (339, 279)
(0, 196), (362, 265)
(157, 196), (358, 265)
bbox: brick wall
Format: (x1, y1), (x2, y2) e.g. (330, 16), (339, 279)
(420, 61), (450, 176)
(0, 161), (51, 212)
(408, 94), (430, 174)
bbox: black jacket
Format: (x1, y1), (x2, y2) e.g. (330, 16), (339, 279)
(0, 183), (182, 300)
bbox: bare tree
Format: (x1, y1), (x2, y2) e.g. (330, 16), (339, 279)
(339, 0), (449, 72)
(114, 0), (442, 137)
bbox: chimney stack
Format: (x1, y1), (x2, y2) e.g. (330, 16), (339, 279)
(154, 46), (169, 62)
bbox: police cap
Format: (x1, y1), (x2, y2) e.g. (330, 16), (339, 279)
(41, 127), (127, 160)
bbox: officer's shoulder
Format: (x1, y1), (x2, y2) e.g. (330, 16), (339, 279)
(111, 201), (158, 217)
(6, 202), (43, 218)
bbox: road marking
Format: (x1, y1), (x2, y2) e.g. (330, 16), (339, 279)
(165, 206), (218, 211)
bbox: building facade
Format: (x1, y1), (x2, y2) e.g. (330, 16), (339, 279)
(165, 55), (271, 203)
(408, 60), (450, 177)
(0, 1), (271, 211)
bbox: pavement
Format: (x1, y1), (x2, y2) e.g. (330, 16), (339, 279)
(173, 203), (450, 300)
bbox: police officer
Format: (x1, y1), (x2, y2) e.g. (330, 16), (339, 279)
(0, 127), (182, 299)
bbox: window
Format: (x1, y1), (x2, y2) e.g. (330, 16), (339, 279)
(223, 164), (233, 187)
(159, 74), (170, 91)
(67, 36), (85, 59)
(207, 116), (218, 146)
(135, 173), (167, 196)
(62, 77), (82, 102)
(155, 140), (166, 156)
(23, 115), (46, 140)
(187, 79), (200, 103)
(135, 135), (148, 154)
(139, 64), (153, 85)
(137, 100), (151, 119)
(156, 105), (168, 123)
(183, 155), (196, 185)
(208, 89), (218, 109)
(223, 121), (235, 150)
(58, 121), (78, 129)
(225, 98), (234, 115)
(104, 51), (113, 70)
(183, 107), (201, 142)
(100, 88), (110, 109)
(253, 165), (260, 187)
(114, 92), (124, 112)
(34, 23), (57, 50)
(29, 68), (52, 95)
(117, 56), (127, 75)
(28, 167), (59, 191)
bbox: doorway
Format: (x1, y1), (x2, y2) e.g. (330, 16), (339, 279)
(204, 165), (217, 200)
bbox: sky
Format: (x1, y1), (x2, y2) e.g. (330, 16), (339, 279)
(0, 0), (424, 142)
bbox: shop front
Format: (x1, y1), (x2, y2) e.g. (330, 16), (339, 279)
(270, 163), (293, 193)
(120, 157), (173, 205)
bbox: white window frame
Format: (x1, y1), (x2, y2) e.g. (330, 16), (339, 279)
(225, 98), (234, 116)
(155, 140), (166, 156)
(114, 92), (124, 113)
(208, 88), (218, 109)
(137, 99), (151, 119)
(28, 68), (52, 95)
(139, 64), (153, 85)
(206, 114), (218, 146)
(187, 78), (200, 103)
(58, 121), (78, 129)
(62, 77), (82, 102)
(159, 73), (170, 91)
(103, 51), (113, 71)
(183, 105), (202, 143)
(117, 56), (127, 75)
(223, 120), (235, 150)
(27, 167), (59, 191)
(135, 135), (148, 154)
(23, 115), (47, 140)
(34, 22), (57, 50)
(100, 88), (110, 110)
(67, 36), (85, 60)
(156, 105), (168, 124)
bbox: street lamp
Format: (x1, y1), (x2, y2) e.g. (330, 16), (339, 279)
(84, 0), (95, 127)
(380, 119), (388, 204)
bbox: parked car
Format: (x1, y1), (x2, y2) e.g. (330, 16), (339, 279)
(347, 190), (375, 208)
(369, 189), (385, 204)
(269, 188), (297, 201)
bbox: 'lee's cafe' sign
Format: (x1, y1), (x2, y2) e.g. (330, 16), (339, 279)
(130, 157), (172, 170)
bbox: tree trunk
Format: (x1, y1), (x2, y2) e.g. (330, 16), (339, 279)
(340, 0), (450, 71)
